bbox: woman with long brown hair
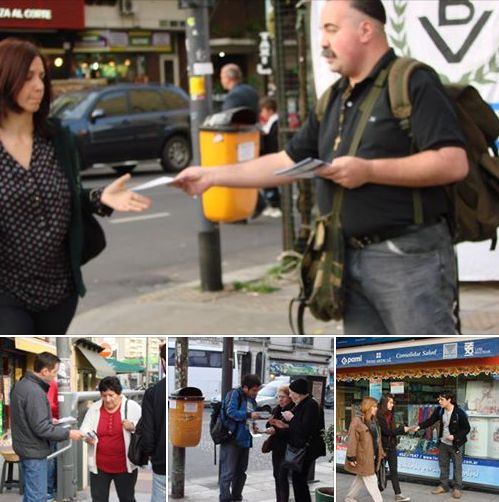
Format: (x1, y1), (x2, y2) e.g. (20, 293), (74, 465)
(0, 38), (151, 334)
(345, 396), (385, 502)
(377, 394), (413, 501)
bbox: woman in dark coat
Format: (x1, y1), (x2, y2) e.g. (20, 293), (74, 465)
(377, 394), (412, 502)
(279, 378), (326, 502)
(264, 384), (294, 502)
(0, 38), (151, 335)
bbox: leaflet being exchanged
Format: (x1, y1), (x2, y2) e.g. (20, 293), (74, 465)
(131, 176), (175, 192)
(274, 157), (327, 179)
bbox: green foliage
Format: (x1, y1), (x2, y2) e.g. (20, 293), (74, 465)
(322, 423), (334, 462)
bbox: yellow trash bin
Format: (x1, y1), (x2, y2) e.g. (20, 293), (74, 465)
(200, 107), (260, 222)
(169, 387), (204, 447)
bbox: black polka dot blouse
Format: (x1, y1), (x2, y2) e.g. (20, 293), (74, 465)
(0, 134), (75, 311)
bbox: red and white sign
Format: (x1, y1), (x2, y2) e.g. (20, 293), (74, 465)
(0, 1), (84, 30)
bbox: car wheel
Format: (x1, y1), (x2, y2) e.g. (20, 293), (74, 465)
(161, 135), (191, 172)
(262, 405), (271, 414)
(112, 165), (136, 175)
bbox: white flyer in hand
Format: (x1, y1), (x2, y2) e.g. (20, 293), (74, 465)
(274, 157), (326, 178)
(131, 176), (175, 191)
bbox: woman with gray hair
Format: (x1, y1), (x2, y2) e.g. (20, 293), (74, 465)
(80, 377), (142, 502)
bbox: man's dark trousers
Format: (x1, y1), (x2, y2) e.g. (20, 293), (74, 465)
(219, 440), (249, 502)
(439, 442), (463, 490)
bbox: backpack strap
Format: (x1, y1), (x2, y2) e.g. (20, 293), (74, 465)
(315, 79), (342, 123)
(388, 57), (434, 226)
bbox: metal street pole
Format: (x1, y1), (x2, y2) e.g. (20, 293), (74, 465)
(171, 337), (189, 499)
(56, 337), (77, 501)
(179, 0), (223, 291)
(221, 337), (234, 397)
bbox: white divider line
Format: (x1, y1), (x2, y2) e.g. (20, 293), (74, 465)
(109, 212), (171, 224)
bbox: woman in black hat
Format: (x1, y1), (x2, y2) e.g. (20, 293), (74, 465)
(276, 378), (326, 502)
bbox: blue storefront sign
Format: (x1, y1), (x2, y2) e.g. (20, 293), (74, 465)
(337, 448), (499, 489)
(336, 338), (499, 369)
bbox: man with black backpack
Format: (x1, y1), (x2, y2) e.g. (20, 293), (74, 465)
(172, 0), (475, 335)
(219, 374), (262, 502)
(413, 393), (470, 499)
(141, 343), (166, 502)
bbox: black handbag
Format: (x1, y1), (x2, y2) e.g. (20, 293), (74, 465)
(282, 443), (308, 472)
(261, 435), (274, 454)
(125, 400), (149, 466)
(377, 457), (388, 492)
(81, 207), (106, 265)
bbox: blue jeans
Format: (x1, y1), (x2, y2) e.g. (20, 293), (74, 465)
(20, 458), (47, 502)
(219, 441), (249, 502)
(344, 220), (458, 335)
(151, 472), (166, 502)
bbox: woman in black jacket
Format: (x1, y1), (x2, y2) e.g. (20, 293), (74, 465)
(377, 394), (412, 502)
(264, 384), (294, 502)
(0, 38), (151, 335)
(279, 379), (326, 502)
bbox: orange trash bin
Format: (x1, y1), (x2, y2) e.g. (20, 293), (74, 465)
(169, 387), (204, 447)
(199, 107), (260, 223)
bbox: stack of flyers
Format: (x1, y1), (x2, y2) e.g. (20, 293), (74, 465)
(274, 157), (327, 178)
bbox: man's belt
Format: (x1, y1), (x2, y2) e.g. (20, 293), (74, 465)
(347, 217), (443, 250)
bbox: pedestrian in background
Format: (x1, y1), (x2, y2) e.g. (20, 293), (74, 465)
(220, 63), (259, 116)
(142, 343), (166, 502)
(264, 383), (294, 502)
(46, 378), (59, 501)
(345, 396), (384, 502)
(219, 373), (263, 502)
(80, 376), (142, 502)
(259, 96), (281, 212)
(0, 38), (151, 335)
(11, 352), (85, 502)
(281, 378), (326, 502)
(377, 394), (413, 502)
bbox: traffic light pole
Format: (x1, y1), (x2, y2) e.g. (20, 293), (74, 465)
(180, 0), (223, 291)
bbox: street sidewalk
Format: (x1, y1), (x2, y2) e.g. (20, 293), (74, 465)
(168, 459), (332, 501)
(336, 472), (498, 502)
(68, 263), (499, 334)
(0, 468), (152, 502)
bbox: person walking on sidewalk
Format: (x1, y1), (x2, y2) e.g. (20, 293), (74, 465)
(377, 394), (414, 502)
(219, 373), (263, 502)
(264, 383), (295, 502)
(142, 343), (166, 502)
(345, 396), (385, 502)
(0, 38), (151, 336)
(172, 0), (468, 335)
(280, 378), (326, 502)
(221, 63), (259, 116)
(80, 377), (142, 502)
(11, 352), (85, 502)
(413, 393), (470, 499)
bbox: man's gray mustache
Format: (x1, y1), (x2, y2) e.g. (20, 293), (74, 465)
(321, 49), (335, 58)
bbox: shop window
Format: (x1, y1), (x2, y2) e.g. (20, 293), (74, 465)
(94, 91), (128, 117)
(160, 89), (188, 110)
(292, 337), (313, 347)
(129, 90), (165, 114)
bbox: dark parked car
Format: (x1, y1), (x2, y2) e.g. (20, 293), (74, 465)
(50, 83), (191, 173)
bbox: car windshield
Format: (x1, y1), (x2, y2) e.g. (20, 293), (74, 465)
(258, 386), (277, 397)
(51, 91), (96, 119)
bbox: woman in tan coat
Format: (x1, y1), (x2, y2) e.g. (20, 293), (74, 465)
(345, 396), (385, 502)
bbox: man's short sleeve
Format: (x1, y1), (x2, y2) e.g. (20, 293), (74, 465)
(285, 108), (321, 162)
(409, 68), (465, 151)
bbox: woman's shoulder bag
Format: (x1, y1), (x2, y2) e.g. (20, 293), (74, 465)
(125, 399), (149, 466)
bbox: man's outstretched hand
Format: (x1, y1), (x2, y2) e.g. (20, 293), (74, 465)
(171, 166), (214, 196)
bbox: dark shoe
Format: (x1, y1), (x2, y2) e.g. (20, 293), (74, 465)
(431, 486), (449, 494)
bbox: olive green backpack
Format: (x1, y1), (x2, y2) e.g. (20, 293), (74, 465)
(290, 57), (499, 335)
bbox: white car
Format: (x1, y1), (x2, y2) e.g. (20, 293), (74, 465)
(256, 377), (290, 413)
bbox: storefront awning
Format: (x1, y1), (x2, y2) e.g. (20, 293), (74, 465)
(76, 346), (115, 378)
(106, 358), (145, 374)
(14, 337), (57, 355)
(336, 357), (499, 381)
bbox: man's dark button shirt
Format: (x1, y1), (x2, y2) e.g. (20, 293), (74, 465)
(285, 49), (465, 237)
